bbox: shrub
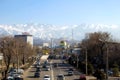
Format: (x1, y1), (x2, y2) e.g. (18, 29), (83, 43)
(87, 63), (94, 75)
(112, 67), (119, 77)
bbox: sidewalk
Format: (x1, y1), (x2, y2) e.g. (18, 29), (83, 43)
(40, 55), (49, 60)
(86, 76), (97, 80)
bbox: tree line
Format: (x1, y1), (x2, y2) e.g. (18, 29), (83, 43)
(68, 31), (120, 78)
(0, 36), (37, 79)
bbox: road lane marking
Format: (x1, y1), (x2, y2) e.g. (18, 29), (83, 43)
(50, 60), (54, 80)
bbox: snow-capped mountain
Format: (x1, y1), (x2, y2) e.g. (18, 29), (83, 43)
(0, 23), (119, 41)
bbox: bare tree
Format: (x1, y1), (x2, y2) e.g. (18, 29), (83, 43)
(81, 32), (111, 69)
(0, 36), (15, 79)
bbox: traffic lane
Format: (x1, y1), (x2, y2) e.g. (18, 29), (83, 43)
(52, 59), (80, 80)
(23, 64), (40, 80)
(39, 67), (51, 80)
(58, 63), (80, 80)
(39, 59), (52, 80)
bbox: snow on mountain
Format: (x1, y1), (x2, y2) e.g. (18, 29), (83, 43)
(0, 23), (119, 41)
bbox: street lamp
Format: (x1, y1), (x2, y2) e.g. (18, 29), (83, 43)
(81, 46), (88, 75)
(85, 48), (88, 75)
(99, 39), (109, 80)
(77, 55), (79, 68)
(74, 47), (81, 69)
(105, 43), (108, 80)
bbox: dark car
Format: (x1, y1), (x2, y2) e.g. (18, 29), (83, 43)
(36, 68), (41, 72)
(57, 74), (65, 80)
(53, 63), (58, 67)
(34, 72), (40, 78)
(68, 68), (74, 71)
(42, 65), (47, 68)
(14, 77), (23, 80)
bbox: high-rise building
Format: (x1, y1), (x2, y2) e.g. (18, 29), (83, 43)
(14, 34), (33, 47)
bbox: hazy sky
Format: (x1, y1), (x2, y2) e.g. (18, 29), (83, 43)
(0, 0), (120, 25)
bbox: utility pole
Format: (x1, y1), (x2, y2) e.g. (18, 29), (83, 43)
(99, 39), (109, 80)
(51, 38), (53, 54)
(85, 48), (88, 75)
(106, 43), (108, 80)
(77, 55), (78, 68)
(72, 29), (73, 46)
(71, 29), (74, 54)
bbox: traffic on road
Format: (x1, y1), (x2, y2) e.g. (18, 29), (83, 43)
(22, 54), (84, 80)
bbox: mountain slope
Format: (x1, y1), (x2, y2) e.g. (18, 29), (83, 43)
(0, 23), (119, 41)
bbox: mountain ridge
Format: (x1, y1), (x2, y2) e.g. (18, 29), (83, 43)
(0, 23), (119, 41)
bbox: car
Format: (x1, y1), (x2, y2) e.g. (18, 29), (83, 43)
(43, 75), (50, 80)
(44, 60), (48, 64)
(14, 77), (23, 80)
(62, 61), (65, 64)
(53, 63), (58, 67)
(68, 71), (73, 76)
(36, 61), (40, 65)
(14, 73), (23, 78)
(68, 68), (74, 71)
(108, 70), (113, 76)
(57, 74), (65, 80)
(42, 65), (47, 68)
(7, 75), (14, 80)
(36, 67), (41, 72)
(14, 68), (24, 74)
(79, 74), (86, 80)
(46, 66), (51, 71)
(34, 72), (40, 78)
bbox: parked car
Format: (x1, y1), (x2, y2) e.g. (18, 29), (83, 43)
(57, 74), (65, 80)
(7, 74), (14, 80)
(34, 72), (40, 78)
(14, 68), (24, 74)
(14, 73), (23, 78)
(43, 75), (50, 80)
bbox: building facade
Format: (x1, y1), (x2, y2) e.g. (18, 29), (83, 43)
(14, 34), (33, 47)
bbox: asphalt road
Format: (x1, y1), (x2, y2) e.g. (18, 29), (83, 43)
(23, 59), (81, 80)
(23, 55), (120, 80)
(51, 59), (81, 80)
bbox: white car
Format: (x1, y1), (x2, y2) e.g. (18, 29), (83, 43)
(68, 71), (73, 76)
(46, 66), (51, 71)
(7, 75), (14, 80)
(43, 75), (50, 80)
(14, 68), (24, 74)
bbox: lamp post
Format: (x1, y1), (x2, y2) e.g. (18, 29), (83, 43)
(0, 53), (3, 79)
(99, 39), (108, 80)
(75, 47), (81, 69)
(105, 43), (108, 80)
(85, 48), (88, 75)
(77, 55), (78, 68)
(82, 46), (88, 75)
